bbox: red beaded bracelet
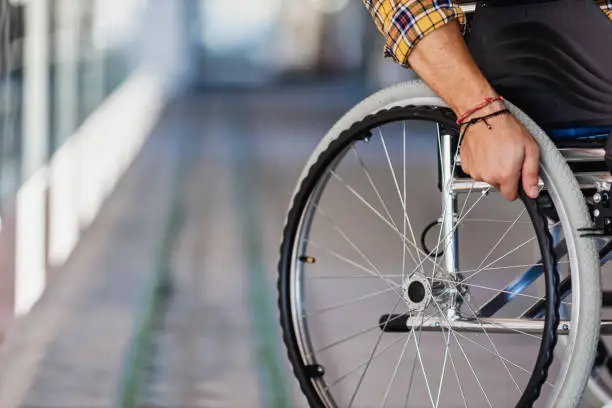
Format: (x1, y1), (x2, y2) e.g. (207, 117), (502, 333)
(456, 96), (504, 125)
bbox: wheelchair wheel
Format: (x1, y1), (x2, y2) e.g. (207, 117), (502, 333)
(277, 81), (600, 408)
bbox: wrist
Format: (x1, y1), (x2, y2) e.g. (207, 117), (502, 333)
(451, 85), (501, 119)
(455, 94), (506, 124)
(462, 100), (506, 122)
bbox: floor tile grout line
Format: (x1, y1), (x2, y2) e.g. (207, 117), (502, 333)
(115, 122), (190, 408)
(230, 105), (292, 408)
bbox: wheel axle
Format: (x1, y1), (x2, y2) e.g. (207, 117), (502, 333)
(379, 314), (612, 335)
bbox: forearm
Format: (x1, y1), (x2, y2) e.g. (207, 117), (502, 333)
(407, 21), (501, 117)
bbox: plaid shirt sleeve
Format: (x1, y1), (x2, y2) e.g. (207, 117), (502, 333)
(362, 0), (466, 66)
(601, 0), (612, 18)
(363, 0), (612, 67)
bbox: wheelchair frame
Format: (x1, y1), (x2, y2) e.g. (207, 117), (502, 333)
(380, 126), (612, 337)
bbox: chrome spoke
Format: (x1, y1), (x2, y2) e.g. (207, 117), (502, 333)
(463, 234), (538, 283)
(352, 146), (399, 232)
(379, 130), (422, 274)
(430, 298), (494, 407)
(464, 221), (559, 283)
(310, 274), (404, 280)
(412, 315), (436, 407)
(451, 329), (554, 388)
(304, 286), (398, 318)
(305, 239), (401, 288)
(456, 291), (522, 392)
(325, 329), (414, 390)
(405, 312), (428, 407)
(329, 168), (448, 278)
(463, 218), (534, 224)
(474, 208), (527, 274)
(348, 300), (403, 408)
(402, 122), (408, 283)
(434, 326), (453, 408)
(312, 311), (407, 355)
(314, 204), (403, 298)
(459, 260), (569, 276)
(379, 311), (422, 408)
(434, 276), (571, 310)
(447, 337), (469, 408)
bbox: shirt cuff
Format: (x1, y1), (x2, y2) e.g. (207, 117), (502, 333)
(383, 4), (466, 67)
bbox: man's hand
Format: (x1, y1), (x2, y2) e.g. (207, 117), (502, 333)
(459, 103), (540, 201)
(407, 22), (541, 201)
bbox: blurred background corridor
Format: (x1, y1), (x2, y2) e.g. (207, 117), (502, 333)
(0, 0), (418, 406)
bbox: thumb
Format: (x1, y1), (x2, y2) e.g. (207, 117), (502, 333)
(522, 143), (540, 199)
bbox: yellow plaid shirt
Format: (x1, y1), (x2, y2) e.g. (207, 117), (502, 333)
(363, 0), (612, 66)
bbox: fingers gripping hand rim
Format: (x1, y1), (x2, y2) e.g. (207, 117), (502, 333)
(459, 110), (540, 201)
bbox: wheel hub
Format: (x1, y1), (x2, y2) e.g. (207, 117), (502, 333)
(402, 275), (432, 312)
(403, 273), (459, 314)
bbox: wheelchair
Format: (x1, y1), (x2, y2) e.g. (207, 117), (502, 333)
(277, 1), (612, 406)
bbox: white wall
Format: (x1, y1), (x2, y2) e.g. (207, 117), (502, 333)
(16, 0), (193, 316)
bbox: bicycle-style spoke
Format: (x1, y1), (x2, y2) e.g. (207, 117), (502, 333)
(434, 291), (541, 383)
(328, 170), (400, 239)
(351, 146), (407, 261)
(309, 233), (568, 320)
(464, 235), (539, 283)
(379, 130), (423, 274)
(401, 189), (491, 281)
(474, 208), (528, 274)
(447, 338), (469, 408)
(307, 258), (570, 279)
(325, 330), (414, 390)
(379, 329), (413, 408)
(451, 329), (555, 388)
(433, 276), (571, 310)
(458, 260), (569, 276)
(327, 170), (424, 266)
(313, 204), (403, 297)
(350, 142), (418, 288)
(305, 239), (402, 287)
(455, 290), (522, 392)
(347, 300), (404, 408)
(304, 285), (398, 318)
(307, 237), (569, 308)
(430, 298), (494, 407)
(351, 146), (399, 229)
(434, 326), (453, 407)
(310, 274), (403, 280)
(330, 151), (498, 285)
(414, 337), (436, 407)
(404, 312), (429, 407)
(311, 310), (407, 356)
(402, 122), (408, 283)
(464, 221), (560, 283)
(328, 168), (449, 277)
(463, 218), (534, 224)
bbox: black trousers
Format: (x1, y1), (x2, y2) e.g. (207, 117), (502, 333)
(468, 0), (612, 129)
